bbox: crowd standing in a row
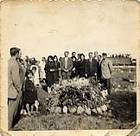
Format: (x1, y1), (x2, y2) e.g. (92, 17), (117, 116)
(24, 51), (112, 92)
(8, 47), (113, 129)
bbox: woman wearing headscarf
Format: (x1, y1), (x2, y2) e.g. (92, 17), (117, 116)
(53, 55), (61, 84)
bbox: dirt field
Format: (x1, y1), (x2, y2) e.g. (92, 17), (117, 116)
(13, 67), (136, 130)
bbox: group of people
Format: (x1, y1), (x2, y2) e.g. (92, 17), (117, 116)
(36, 51), (112, 93)
(8, 47), (113, 129)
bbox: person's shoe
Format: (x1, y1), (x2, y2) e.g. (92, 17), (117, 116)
(23, 110), (27, 116)
(20, 109), (24, 115)
(27, 111), (31, 116)
(48, 87), (51, 93)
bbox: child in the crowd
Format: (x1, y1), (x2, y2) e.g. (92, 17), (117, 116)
(23, 70), (39, 116)
(39, 57), (46, 83)
(31, 65), (40, 86)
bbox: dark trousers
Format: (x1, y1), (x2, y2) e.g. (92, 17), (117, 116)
(101, 78), (111, 95)
(61, 71), (71, 80)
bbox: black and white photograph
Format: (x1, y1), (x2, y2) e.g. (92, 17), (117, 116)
(0, 0), (140, 135)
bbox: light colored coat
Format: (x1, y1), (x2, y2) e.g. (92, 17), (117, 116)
(8, 57), (21, 99)
(101, 58), (113, 79)
(60, 57), (73, 72)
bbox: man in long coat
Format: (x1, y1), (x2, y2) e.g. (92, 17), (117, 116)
(100, 53), (113, 95)
(8, 47), (21, 129)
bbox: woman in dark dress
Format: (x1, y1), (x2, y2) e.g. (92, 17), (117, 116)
(97, 55), (102, 82)
(44, 56), (55, 93)
(53, 55), (60, 84)
(79, 53), (86, 78)
(71, 56), (78, 78)
(76, 53), (81, 77)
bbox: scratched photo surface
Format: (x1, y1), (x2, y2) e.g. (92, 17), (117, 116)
(0, 0), (140, 135)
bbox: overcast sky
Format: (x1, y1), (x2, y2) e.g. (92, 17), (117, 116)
(2, 0), (139, 59)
